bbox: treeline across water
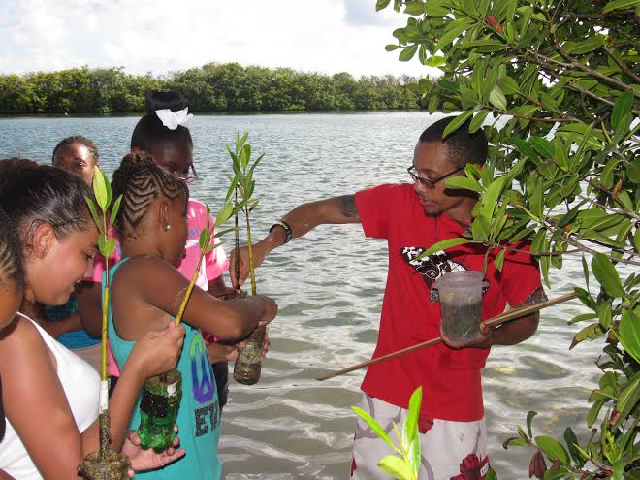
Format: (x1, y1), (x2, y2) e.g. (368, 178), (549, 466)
(0, 62), (427, 114)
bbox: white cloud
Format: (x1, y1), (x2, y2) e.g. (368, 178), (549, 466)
(0, 0), (439, 79)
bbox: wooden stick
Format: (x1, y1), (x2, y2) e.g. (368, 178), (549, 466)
(315, 292), (578, 381)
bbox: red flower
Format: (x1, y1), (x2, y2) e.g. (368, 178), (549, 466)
(350, 457), (357, 476)
(418, 414), (434, 434)
(450, 454), (489, 480)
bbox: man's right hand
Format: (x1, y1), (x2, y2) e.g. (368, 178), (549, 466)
(230, 243), (268, 288)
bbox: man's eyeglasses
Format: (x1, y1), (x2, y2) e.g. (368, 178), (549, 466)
(407, 165), (464, 189)
(174, 163), (199, 184)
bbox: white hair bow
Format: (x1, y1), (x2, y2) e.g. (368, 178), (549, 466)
(155, 107), (193, 130)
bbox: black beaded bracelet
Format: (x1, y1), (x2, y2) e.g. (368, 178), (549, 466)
(270, 220), (293, 244)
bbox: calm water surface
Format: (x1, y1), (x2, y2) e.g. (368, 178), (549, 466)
(1, 113), (605, 479)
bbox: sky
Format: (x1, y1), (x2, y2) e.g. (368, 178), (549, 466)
(0, 0), (439, 79)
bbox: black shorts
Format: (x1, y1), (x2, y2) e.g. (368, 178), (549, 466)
(211, 361), (229, 409)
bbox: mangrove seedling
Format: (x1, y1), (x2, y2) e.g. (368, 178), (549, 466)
(78, 165), (130, 479)
(225, 132), (267, 385)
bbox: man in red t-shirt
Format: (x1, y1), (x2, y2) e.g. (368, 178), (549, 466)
(231, 116), (544, 480)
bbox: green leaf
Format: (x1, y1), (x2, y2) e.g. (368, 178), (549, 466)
(489, 86), (507, 111)
(404, 2), (425, 15)
(444, 176), (483, 192)
(399, 44), (419, 62)
(225, 174), (240, 203)
(480, 176), (506, 221)
(469, 110), (489, 133)
(529, 181), (543, 220)
(407, 433), (421, 477)
(377, 455), (414, 480)
(634, 228), (640, 253)
(98, 235), (114, 258)
(385, 44), (400, 51)
(375, 0), (392, 11)
(85, 197), (101, 231)
(591, 252), (624, 298)
(425, 0), (450, 16)
(199, 228), (210, 250)
(563, 35), (605, 54)
(582, 256), (590, 293)
(527, 411), (537, 438)
(435, 24), (470, 51)
(442, 111), (473, 139)
(109, 195), (122, 232)
(215, 202), (235, 227)
(627, 161), (640, 183)
(510, 137), (541, 167)
(611, 91), (634, 131)
(615, 371), (640, 425)
(587, 399), (606, 428)
(351, 406), (397, 451)
(563, 428), (584, 467)
(417, 237), (471, 258)
(601, 0), (640, 14)
(619, 310), (640, 364)
(425, 55), (445, 67)
(92, 166), (109, 211)
(495, 248), (506, 272)
(530, 137), (554, 159)
(404, 387), (422, 445)
(485, 468), (498, 480)
(534, 436), (569, 464)
(502, 436), (529, 449)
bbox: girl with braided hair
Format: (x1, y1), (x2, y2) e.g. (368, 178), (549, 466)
(0, 163), (187, 480)
(81, 90), (260, 413)
(107, 152), (278, 480)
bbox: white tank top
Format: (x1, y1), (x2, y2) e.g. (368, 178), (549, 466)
(0, 313), (100, 479)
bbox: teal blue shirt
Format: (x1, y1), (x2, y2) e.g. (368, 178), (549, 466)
(106, 259), (222, 480)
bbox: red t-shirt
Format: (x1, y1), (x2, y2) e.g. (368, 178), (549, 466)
(355, 183), (541, 422)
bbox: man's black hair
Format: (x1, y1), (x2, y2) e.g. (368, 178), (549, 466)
(419, 116), (488, 168)
(130, 90), (193, 153)
(51, 136), (100, 164)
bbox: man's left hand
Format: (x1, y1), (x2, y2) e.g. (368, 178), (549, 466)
(440, 322), (493, 350)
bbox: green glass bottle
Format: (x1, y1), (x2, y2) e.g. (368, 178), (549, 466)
(138, 368), (182, 453)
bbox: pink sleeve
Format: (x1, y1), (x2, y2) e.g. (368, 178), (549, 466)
(205, 227), (230, 280)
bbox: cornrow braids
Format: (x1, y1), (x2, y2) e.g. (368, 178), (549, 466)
(0, 161), (93, 247)
(0, 207), (23, 286)
(52, 136), (100, 164)
(111, 152), (189, 239)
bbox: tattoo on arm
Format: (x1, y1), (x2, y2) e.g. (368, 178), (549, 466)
(337, 195), (358, 218)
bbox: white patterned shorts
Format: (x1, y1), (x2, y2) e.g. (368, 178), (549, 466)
(350, 394), (490, 480)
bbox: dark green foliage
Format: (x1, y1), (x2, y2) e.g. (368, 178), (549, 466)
(0, 63), (425, 114)
(378, 0), (639, 478)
